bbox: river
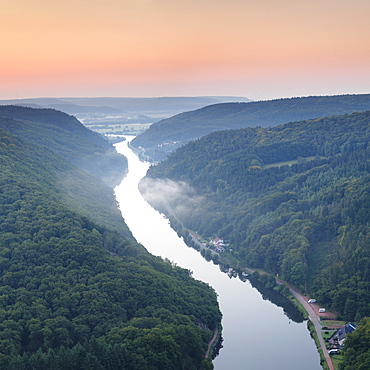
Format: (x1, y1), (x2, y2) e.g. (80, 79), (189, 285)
(114, 137), (322, 370)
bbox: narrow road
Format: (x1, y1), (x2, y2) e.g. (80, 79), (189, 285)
(205, 327), (219, 359)
(189, 231), (214, 252)
(289, 287), (334, 370)
(172, 220), (333, 369)
(190, 229), (333, 368)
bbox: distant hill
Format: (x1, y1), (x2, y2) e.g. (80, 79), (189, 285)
(132, 94), (370, 161)
(0, 96), (251, 137)
(0, 96), (251, 116)
(0, 105), (127, 187)
(142, 110), (370, 321)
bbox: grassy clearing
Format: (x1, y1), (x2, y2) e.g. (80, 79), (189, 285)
(331, 354), (344, 369)
(263, 156), (324, 169)
(322, 330), (336, 342)
(321, 320), (347, 328)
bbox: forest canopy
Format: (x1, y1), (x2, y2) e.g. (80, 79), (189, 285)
(0, 106), (127, 187)
(143, 110), (370, 322)
(0, 111), (221, 369)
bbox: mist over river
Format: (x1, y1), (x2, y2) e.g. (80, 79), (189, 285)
(114, 137), (321, 370)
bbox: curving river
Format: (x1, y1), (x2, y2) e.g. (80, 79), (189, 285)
(114, 137), (321, 370)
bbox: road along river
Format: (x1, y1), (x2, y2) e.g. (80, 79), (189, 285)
(114, 137), (322, 370)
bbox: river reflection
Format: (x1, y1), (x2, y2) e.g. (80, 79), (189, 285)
(114, 137), (321, 370)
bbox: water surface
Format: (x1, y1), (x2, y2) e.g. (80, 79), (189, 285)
(114, 137), (321, 370)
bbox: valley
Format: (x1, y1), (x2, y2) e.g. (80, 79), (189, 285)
(115, 138), (322, 370)
(1, 94), (370, 369)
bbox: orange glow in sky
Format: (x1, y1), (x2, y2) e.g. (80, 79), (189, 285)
(1, 0), (369, 100)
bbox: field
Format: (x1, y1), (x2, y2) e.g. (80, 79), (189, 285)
(85, 122), (152, 135)
(263, 156), (324, 169)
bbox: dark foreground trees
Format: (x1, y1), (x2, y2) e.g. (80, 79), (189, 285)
(0, 119), (221, 369)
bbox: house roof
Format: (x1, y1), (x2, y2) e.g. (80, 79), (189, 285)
(329, 323), (357, 344)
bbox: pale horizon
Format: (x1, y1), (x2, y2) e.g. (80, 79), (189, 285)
(1, 0), (369, 101)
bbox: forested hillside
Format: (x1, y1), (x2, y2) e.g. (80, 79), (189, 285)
(142, 110), (370, 321)
(0, 106), (127, 187)
(0, 122), (221, 368)
(132, 94), (370, 161)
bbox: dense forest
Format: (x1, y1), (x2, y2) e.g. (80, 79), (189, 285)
(0, 106), (127, 187)
(0, 112), (221, 369)
(132, 94), (370, 161)
(142, 110), (370, 323)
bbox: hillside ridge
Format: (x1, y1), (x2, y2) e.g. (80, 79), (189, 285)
(0, 105), (126, 187)
(132, 93), (370, 161)
(142, 110), (370, 322)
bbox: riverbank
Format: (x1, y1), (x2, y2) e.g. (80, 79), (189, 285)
(288, 285), (335, 370)
(168, 218), (337, 370)
(117, 139), (322, 370)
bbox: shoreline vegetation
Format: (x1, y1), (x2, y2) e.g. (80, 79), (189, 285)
(151, 206), (340, 369)
(196, 232), (337, 370)
(137, 109), (370, 369)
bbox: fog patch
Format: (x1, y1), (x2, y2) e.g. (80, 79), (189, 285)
(73, 150), (128, 188)
(139, 177), (204, 222)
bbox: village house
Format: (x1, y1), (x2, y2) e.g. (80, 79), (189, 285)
(328, 322), (357, 349)
(210, 236), (227, 252)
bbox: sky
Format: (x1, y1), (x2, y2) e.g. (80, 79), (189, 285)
(1, 0), (369, 101)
